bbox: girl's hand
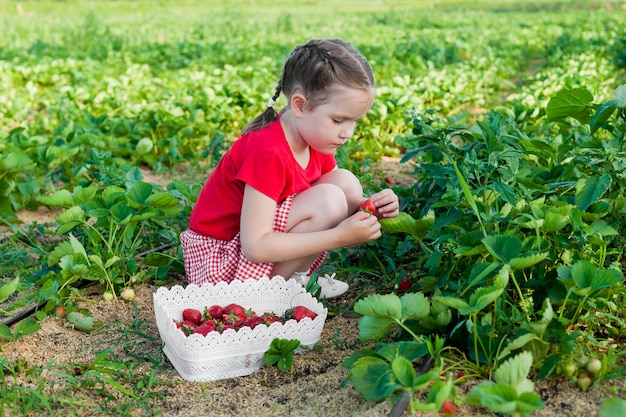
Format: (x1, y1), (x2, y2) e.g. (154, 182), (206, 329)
(366, 189), (400, 218)
(337, 211), (381, 246)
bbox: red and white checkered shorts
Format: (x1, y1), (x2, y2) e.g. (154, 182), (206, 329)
(180, 195), (326, 285)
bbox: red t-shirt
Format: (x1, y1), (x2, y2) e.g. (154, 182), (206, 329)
(189, 118), (337, 240)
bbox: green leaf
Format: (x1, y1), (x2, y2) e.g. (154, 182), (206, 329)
(13, 318), (41, 340)
(38, 189), (74, 207)
(570, 260), (622, 292)
(348, 356), (396, 401)
(546, 87), (594, 122)
(399, 292), (430, 321)
(541, 210), (570, 233)
(614, 84), (626, 108)
(463, 284), (506, 315)
(354, 293), (402, 319)
(488, 182), (516, 206)
(56, 206), (85, 225)
(377, 341), (429, 363)
(474, 384), (519, 413)
(432, 296), (470, 313)
(0, 324), (13, 340)
(358, 316), (397, 342)
(538, 354), (561, 380)
(110, 202), (133, 225)
(509, 252), (550, 270)
(391, 356), (415, 387)
(47, 241), (73, 266)
(589, 100), (616, 134)
(263, 338), (301, 371)
(598, 398), (626, 417)
(493, 351), (535, 393)
(72, 185), (98, 206)
(482, 235), (522, 263)
(379, 212), (416, 235)
(127, 182), (153, 208)
(68, 234), (89, 260)
(575, 174), (611, 212)
(147, 192), (180, 210)
(414, 209), (435, 239)
(0, 277), (19, 303)
(143, 252), (171, 266)
(497, 333), (539, 361)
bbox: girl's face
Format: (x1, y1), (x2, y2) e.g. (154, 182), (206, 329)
(295, 86), (374, 154)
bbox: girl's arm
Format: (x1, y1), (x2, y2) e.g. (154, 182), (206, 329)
(240, 184), (381, 263)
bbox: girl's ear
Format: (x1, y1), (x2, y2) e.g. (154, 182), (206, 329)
(290, 92), (308, 117)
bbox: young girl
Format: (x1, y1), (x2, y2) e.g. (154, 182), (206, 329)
(180, 38), (399, 298)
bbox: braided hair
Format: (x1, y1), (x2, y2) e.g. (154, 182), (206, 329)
(241, 38), (375, 135)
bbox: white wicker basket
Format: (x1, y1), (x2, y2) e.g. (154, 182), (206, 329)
(153, 276), (328, 382)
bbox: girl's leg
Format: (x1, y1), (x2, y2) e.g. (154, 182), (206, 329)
(312, 168), (363, 214)
(269, 169), (362, 278)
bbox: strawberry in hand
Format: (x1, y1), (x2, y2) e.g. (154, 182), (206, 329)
(359, 198), (376, 215)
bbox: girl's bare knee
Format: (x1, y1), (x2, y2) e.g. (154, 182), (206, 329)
(316, 168), (363, 209)
(288, 183), (348, 231)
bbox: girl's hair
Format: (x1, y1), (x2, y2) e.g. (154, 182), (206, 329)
(241, 38), (375, 135)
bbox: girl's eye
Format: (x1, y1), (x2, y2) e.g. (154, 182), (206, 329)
(332, 119), (343, 124)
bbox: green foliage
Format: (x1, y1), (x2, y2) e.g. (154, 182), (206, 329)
(263, 338), (303, 371)
(342, 292), (454, 412)
(466, 352), (544, 417)
(1, 2), (625, 414)
(598, 397), (626, 417)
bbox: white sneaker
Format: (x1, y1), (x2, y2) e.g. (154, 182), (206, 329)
(317, 273), (349, 299)
(289, 271), (349, 299)
(290, 271), (310, 286)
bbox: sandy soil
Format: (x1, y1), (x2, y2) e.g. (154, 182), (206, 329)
(1, 158), (623, 417)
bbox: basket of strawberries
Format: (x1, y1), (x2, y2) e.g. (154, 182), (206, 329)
(153, 276), (327, 381)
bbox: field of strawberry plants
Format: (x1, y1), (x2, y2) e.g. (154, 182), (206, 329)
(1, 0), (626, 416)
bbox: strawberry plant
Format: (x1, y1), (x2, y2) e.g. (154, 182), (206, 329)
(263, 338), (303, 371)
(36, 168), (184, 307)
(342, 292), (455, 413)
(466, 351), (544, 417)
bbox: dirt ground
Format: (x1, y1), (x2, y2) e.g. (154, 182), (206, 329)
(2, 158), (623, 416)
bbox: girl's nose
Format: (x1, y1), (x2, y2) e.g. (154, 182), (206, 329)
(339, 122), (356, 139)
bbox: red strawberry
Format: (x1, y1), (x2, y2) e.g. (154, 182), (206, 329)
(397, 279), (411, 292)
(222, 312), (247, 327)
(359, 198), (376, 214)
(205, 305), (224, 320)
(182, 308), (202, 325)
(193, 320), (217, 336)
(176, 320), (197, 335)
(243, 315), (264, 329)
(223, 303), (248, 319)
(221, 323), (236, 332)
(263, 313), (284, 325)
(441, 400), (456, 415)
(289, 306), (317, 322)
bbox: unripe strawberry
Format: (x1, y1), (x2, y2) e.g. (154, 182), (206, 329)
(102, 291), (114, 301)
(55, 306), (67, 319)
(120, 288), (135, 301)
(577, 374), (592, 392)
(586, 358), (602, 376)
(563, 362), (577, 377)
